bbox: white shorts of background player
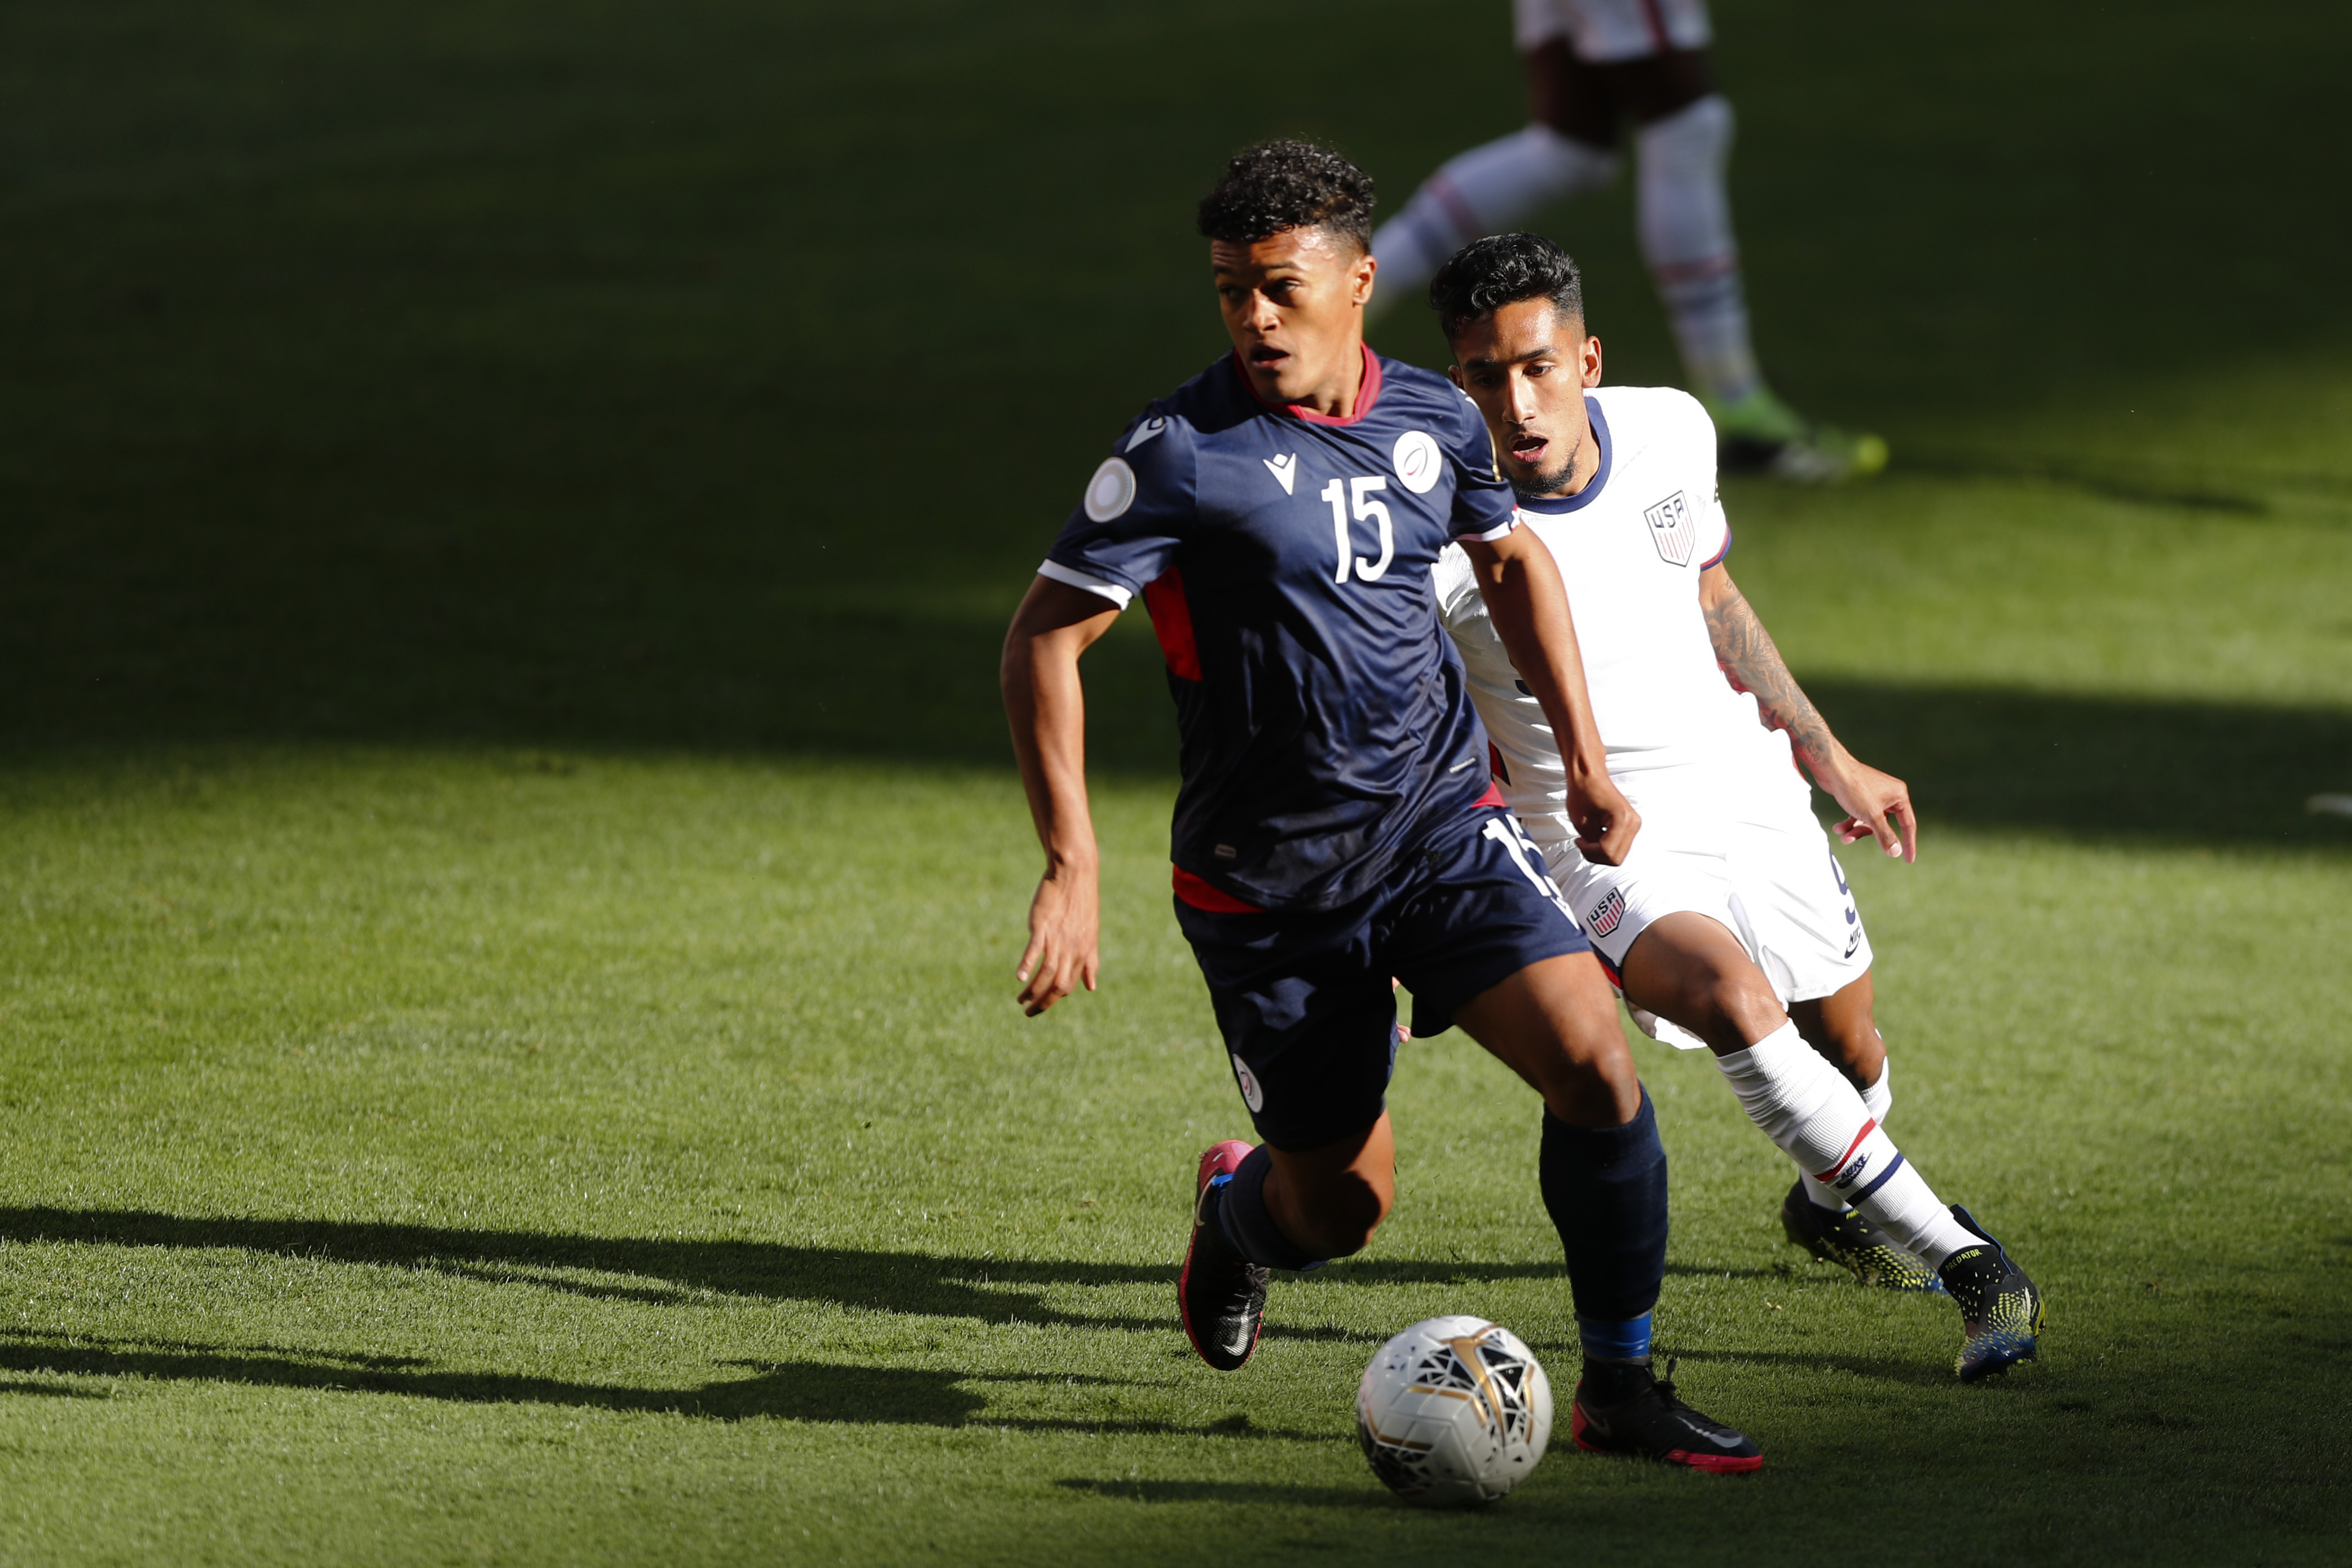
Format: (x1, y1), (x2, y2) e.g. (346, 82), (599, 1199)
(1536, 765), (1873, 1051)
(1513, 0), (1712, 63)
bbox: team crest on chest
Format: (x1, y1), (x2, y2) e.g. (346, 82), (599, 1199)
(1644, 491), (1695, 566)
(1391, 430), (1441, 494)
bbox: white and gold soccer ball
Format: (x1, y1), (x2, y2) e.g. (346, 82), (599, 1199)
(1355, 1315), (1553, 1507)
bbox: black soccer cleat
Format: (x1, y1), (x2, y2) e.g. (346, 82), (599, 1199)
(1177, 1140), (1269, 1372)
(1936, 1205), (2045, 1382)
(1780, 1179), (1945, 1293)
(1570, 1356), (1762, 1473)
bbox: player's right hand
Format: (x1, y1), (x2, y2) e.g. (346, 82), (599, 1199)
(1568, 765), (1641, 866)
(1015, 863), (1100, 1016)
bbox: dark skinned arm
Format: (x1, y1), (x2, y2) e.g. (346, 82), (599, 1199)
(1463, 525), (1639, 864)
(1699, 561), (1917, 861)
(1000, 575), (1122, 1014)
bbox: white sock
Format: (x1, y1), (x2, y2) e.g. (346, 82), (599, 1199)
(1800, 1058), (1892, 1210)
(1370, 126), (1620, 317)
(1635, 95), (1763, 405)
(1718, 1025), (1972, 1267)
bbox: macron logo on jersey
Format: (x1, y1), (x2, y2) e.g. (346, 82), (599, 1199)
(1262, 452), (1297, 495)
(1126, 417), (1169, 453)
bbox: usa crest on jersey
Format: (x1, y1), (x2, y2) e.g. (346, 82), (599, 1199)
(1644, 491), (1695, 566)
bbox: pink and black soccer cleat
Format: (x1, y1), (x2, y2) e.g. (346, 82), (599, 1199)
(1176, 1140), (1270, 1372)
(1571, 1356), (1763, 1473)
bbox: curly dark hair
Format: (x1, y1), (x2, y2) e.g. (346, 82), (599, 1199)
(1196, 139), (1376, 254)
(1429, 232), (1584, 340)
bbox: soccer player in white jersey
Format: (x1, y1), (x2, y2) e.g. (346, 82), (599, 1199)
(1368, 0), (1884, 484)
(1422, 233), (2043, 1381)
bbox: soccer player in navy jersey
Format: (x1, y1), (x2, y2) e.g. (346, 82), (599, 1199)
(1001, 140), (1761, 1470)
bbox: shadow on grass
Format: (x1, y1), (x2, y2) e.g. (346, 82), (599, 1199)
(0, 1205), (1188, 1332)
(0, 1207), (1786, 1341)
(0, 1206), (1962, 1404)
(8, 579), (2348, 852)
(1054, 1477), (1387, 1510)
(0, 1329), (1333, 1436)
(0, 1378), (111, 1400)
(1806, 679), (2352, 850)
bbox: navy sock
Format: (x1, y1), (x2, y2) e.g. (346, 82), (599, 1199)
(1214, 1145), (1326, 1272)
(1540, 1088), (1668, 1330)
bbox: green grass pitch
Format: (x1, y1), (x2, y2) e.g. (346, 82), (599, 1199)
(1, 1), (2347, 1562)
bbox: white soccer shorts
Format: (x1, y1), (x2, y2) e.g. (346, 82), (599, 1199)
(1513, 0), (1714, 62)
(1540, 778), (1872, 1049)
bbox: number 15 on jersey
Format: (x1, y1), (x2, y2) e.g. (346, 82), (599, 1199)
(1322, 476), (1394, 584)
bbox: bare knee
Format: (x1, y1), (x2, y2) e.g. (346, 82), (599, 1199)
(1791, 979), (1885, 1090)
(1620, 914), (1788, 1054)
(1702, 965), (1786, 1045)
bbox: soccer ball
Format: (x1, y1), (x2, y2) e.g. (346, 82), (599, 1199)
(1355, 1315), (1552, 1507)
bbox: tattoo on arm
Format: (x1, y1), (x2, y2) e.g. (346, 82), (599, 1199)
(1704, 587), (1839, 774)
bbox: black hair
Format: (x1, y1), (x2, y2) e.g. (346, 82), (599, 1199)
(1429, 232), (1584, 340)
(1196, 139), (1376, 254)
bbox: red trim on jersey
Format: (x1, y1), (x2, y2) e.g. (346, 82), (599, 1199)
(1142, 568), (1201, 680)
(1487, 740), (1511, 787)
(1813, 1118), (1880, 1183)
(1173, 866), (1262, 913)
(1471, 779), (1507, 811)
(1637, 0), (1672, 52)
(1229, 343), (1383, 426)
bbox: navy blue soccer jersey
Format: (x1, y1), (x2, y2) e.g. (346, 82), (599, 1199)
(1042, 346), (1521, 914)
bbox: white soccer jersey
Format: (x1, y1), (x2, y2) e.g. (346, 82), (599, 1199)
(1434, 384), (1792, 853)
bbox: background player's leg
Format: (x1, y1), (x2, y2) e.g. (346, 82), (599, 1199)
(1596, 52), (1761, 412)
(1634, 93), (1760, 408)
(1600, 52), (1886, 481)
(1367, 43), (1621, 319)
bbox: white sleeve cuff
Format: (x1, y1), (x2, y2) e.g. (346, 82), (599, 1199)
(1456, 510), (1521, 544)
(1036, 560), (1133, 610)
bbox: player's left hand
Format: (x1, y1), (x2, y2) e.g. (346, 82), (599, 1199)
(1015, 862), (1101, 1016)
(1567, 762), (1641, 866)
(1818, 752), (1917, 862)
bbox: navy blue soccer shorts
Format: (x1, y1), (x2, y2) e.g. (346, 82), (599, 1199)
(1173, 806), (1591, 1152)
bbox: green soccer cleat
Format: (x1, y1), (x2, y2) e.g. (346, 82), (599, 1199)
(1710, 387), (1888, 484)
(1779, 1179), (1945, 1292)
(1936, 1205), (2046, 1382)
